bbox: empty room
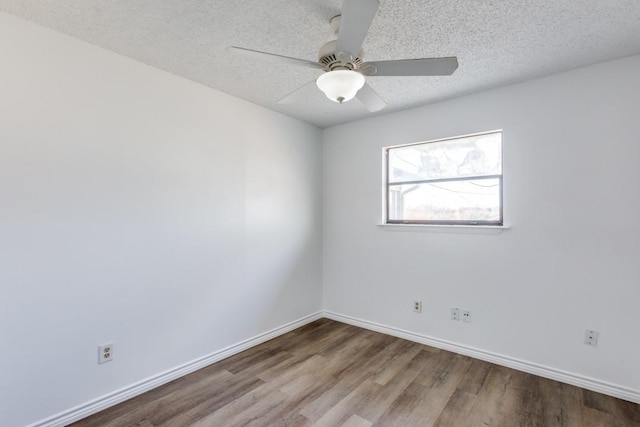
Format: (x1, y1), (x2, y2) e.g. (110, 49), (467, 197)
(1, 1), (639, 426)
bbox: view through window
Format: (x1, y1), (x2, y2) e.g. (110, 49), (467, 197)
(386, 131), (503, 225)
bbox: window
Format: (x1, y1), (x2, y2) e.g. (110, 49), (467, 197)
(385, 131), (502, 226)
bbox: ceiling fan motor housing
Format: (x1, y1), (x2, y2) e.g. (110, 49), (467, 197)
(318, 40), (364, 71)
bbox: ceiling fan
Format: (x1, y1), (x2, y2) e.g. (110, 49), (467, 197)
(228, 0), (458, 112)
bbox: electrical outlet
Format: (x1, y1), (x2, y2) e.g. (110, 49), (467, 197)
(413, 300), (422, 313)
(99, 343), (114, 364)
(462, 310), (472, 323)
(584, 330), (599, 347)
(451, 307), (460, 321)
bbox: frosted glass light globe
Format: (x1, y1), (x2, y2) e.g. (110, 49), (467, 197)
(316, 70), (365, 104)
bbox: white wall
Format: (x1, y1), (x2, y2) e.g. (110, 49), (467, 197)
(323, 55), (640, 397)
(0, 13), (322, 427)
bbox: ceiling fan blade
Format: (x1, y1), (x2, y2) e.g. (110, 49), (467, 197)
(335, 0), (380, 57)
(367, 57), (459, 76)
(356, 82), (386, 112)
(228, 46), (322, 70)
(277, 80), (318, 104)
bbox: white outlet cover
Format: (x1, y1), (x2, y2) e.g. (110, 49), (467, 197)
(98, 342), (114, 364)
(584, 330), (599, 347)
(451, 307), (460, 321)
(462, 310), (472, 322)
(413, 300), (422, 313)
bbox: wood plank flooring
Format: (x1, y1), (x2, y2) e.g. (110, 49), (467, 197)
(71, 319), (640, 426)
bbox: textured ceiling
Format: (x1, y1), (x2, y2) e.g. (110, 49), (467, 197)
(2, 0), (640, 128)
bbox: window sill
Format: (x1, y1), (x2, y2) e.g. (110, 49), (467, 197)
(377, 223), (510, 235)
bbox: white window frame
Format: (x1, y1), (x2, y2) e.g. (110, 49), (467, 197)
(383, 130), (503, 226)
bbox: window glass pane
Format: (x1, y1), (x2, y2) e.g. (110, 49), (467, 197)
(388, 178), (501, 223)
(388, 132), (501, 183)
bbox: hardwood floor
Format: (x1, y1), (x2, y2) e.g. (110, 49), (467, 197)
(71, 319), (640, 426)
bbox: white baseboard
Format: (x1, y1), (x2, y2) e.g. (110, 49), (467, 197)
(323, 311), (640, 404)
(27, 309), (639, 427)
(28, 311), (323, 427)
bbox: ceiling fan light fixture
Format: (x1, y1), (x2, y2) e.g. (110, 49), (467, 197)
(316, 70), (365, 104)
